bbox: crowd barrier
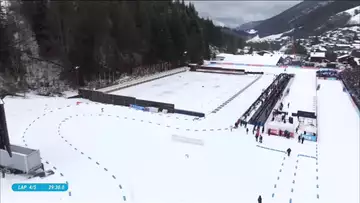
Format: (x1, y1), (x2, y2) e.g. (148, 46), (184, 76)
(317, 77), (338, 80)
(297, 154), (317, 160)
(245, 71), (264, 75)
(174, 109), (205, 118)
(78, 88), (174, 112)
(135, 99), (174, 113)
(192, 66), (246, 75)
(256, 145), (286, 153)
(68, 95), (82, 99)
(195, 66), (245, 72)
(129, 104), (147, 111)
(248, 74), (293, 125)
(241, 74), (280, 123)
(268, 128), (295, 138)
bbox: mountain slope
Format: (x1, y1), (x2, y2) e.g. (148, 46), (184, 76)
(253, 1), (360, 38)
(236, 20), (263, 31)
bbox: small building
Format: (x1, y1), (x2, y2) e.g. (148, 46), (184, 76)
(335, 44), (352, 51)
(214, 53), (234, 61)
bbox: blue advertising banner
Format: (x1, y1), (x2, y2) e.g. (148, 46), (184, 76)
(302, 134), (317, 142)
(130, 104), (145, 111)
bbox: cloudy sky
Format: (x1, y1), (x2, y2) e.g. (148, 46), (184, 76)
(190, 1), (302, 28)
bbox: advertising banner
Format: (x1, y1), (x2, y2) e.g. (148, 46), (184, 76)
(302, 134), (317, 142)
(129, 104), (145, 111)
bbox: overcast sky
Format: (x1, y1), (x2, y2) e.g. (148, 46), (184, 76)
(190, 1), (302, 28)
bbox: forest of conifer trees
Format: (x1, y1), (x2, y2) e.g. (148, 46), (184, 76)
(0, 0), (245, 87)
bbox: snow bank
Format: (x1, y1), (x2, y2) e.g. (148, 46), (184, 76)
(246, 28), (293, 43)
(337, 5), (360, 16)
(206, 54), (283, 66)
(247, 29), (257, 34)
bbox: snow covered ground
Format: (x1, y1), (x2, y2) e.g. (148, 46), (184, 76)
(246, 28), (294, 43)
(111, 71), (259, 113)
(347, 13), (360, 25)
(317, 80), (360, 203)
(204, 54), (283, 66)
(281, 70), (317, 114)
(1, 66), (359, 203)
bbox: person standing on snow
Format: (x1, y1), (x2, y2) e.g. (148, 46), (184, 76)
(234, 120), (239, 129)
(259, 135), (263, 143)
(255, 134), (259, 142)
(298, 135), (301, 143)
(246, 128), (249, 134)
(301, 136), (305, 144)
(287, 148), (292, 156)
(258, 195), (262, 203)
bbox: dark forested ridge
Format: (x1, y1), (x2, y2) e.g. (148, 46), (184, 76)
(0, 0), (244, 88)
(253, 1), (360, 38)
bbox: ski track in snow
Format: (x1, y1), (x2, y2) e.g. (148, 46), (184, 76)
(3, 67), (359, 203)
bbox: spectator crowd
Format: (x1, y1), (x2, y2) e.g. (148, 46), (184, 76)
(340, 65), (360, 109)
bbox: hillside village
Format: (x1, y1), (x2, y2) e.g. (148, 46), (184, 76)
(229, 24), (360, 69)
(240, 5), (360, 68)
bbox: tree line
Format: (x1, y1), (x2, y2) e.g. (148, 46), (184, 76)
(0, 0), (245, 87)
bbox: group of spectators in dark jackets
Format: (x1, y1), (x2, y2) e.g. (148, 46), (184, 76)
(340, 66), (360, 109)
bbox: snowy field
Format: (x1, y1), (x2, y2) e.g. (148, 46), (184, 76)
(110, 71), (260, 113)
(282, 70), (317, 114)
(1, 66), (359, 203)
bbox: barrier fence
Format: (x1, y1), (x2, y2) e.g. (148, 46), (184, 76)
(98, 67), (188, 93)
(256, 145), (286, 154)
(78, 89), (175, 113)
(174, 109), (205, 117)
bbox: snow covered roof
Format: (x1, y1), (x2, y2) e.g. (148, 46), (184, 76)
(336, 44), (352, 47)
(343, 26), (360, 32)
(211, 53), (284, 66)
(310, 52), (325, 58)
(337, 54), (350, 59)
(353, 44), (360, 49)
(216, 53), (234, 58)
(318, 46), (327, 52)
(354, 57), (360, 65)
